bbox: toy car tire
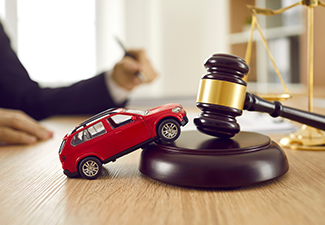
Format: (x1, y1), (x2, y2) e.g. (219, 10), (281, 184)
(157, 119), (181, 142)
(78, 157), (102, 180)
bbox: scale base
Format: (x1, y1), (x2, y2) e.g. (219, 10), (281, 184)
(139, 130), (289, 188)
(280, 125), (325, 150)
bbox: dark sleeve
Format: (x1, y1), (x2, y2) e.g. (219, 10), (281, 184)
(0, 22), (126, 120)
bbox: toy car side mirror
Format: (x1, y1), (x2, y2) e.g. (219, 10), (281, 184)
(131, 116), (136, 121)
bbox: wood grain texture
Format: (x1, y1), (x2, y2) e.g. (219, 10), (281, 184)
(1, 112), (325, 225)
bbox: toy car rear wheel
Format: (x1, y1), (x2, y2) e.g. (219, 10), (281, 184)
(157, 119), (180, 142)
(78, 157), (102, 180)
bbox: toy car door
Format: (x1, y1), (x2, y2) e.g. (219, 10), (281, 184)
(106, 114), (151, 156)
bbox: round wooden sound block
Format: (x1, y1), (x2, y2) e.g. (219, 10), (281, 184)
(139, 130), (289, 188)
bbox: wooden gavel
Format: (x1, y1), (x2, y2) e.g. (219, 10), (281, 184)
(194, 53), (325, 138)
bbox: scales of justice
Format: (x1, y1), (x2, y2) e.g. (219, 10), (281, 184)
(244, 0), (325, 150)
(139, 0), (325, 188)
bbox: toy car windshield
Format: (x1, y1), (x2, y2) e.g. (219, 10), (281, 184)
(123, 109), (149, 115)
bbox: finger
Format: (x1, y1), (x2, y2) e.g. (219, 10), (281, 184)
(121, 57), (143, 86)
(132, 74), (142, 86)
(127, 49), (158, 83)
(122, 58), (148, 83)
(0, 126), (37, 144)
(141, 63), (158, 83)
(122, 57), (142, 74)
(126, 49), (145, 61)
(0, 114), (53, 140)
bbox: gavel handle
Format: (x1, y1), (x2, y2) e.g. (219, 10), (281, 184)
(244, 92), (325, 131)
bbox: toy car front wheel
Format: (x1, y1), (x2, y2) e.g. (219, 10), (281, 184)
(157, 119), (180, 142)
(78, 157), (102, 180)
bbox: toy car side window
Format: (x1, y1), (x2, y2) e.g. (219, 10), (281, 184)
(71, 130), (89, 146)
(71, 122), (106, 146)
(109, 115), (133, 128)
(87, 122), (106, 138)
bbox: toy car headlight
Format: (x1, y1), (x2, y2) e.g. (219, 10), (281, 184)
(172, 107), (182, 113)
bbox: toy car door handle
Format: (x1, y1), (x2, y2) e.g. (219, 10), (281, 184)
(115, 130), (122, 135)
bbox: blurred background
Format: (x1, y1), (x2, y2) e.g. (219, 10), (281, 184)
(1, 0), (325, 103)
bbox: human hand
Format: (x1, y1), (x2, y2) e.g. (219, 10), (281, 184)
(111, 49), (158, 91)
(0, 108), (53, 145)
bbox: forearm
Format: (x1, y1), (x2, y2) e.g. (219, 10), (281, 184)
(20, 73), (128, 120)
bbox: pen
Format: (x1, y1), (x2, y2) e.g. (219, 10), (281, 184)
(115, 37), (146, 82)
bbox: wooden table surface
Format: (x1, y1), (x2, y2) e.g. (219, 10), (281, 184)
(1, 101), (325, 225)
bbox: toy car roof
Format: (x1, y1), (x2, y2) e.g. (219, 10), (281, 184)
(71, 108), (119, 134)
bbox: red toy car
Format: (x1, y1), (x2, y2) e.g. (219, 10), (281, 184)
(58, 103), (188, 179)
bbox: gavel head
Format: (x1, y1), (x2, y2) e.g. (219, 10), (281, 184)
(194, 53), (249, 138)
